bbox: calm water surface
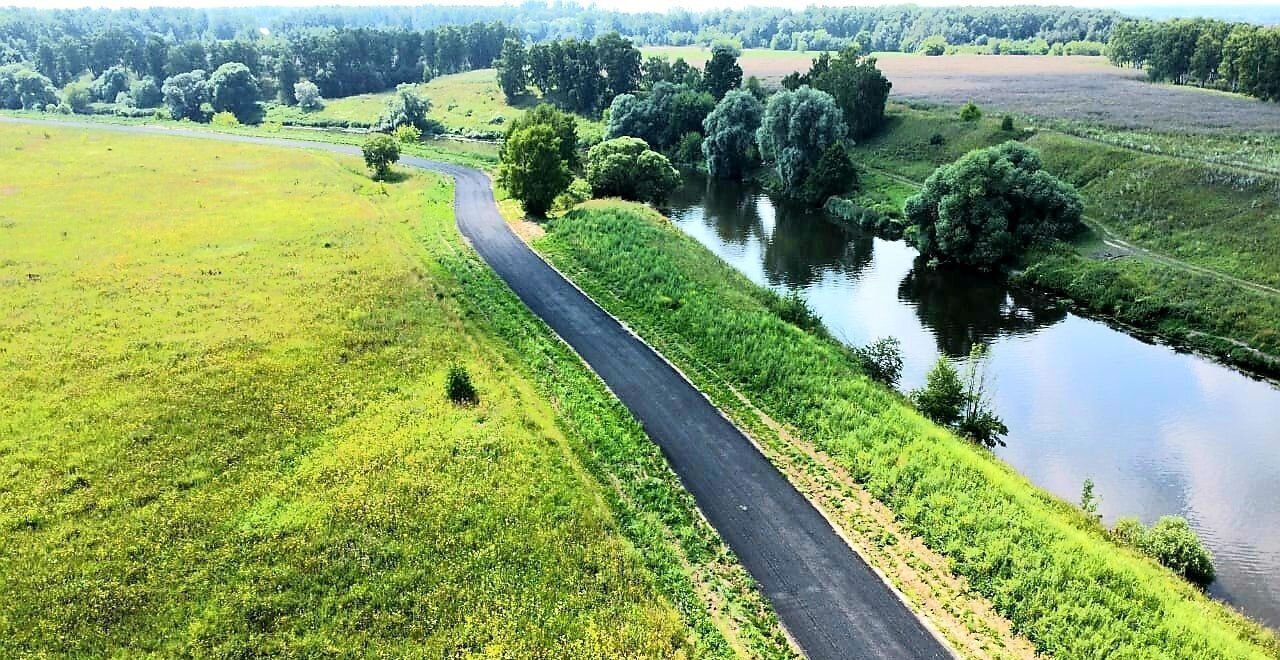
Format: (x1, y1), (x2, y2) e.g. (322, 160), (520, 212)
(667, 177), (1280, 627)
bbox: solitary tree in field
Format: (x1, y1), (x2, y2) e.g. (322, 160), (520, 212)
(903, 141), (1084, 268)
(755, 86), (847, 201)
(701, 89), (757, 180)
(362, 134), (400, 180)
(294, 80), (323, 111)
(209, 62), (259, 123)
(498, 123), (571, 218)
(376, 84), (432, 133)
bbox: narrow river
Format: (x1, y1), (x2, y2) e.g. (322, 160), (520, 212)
(666, 176), (1280, 628)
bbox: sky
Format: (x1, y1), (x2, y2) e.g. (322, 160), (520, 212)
(9, 0), (1280, 10)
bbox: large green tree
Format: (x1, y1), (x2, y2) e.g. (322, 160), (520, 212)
(755, 86), (847, 201)
(585, 137), (680, 205)
(702, 42), (742, 100)
(810, 46), (892, 139)
(495, 37), (527, 103)
(595, 32), (641, 101)
(903, 141), (1084, 268)
(498, 123), (572, 218)
(161, 69), (209, 121)
(701, 89), (764, 180)
(209, 61), (259, 122)
(502, 103), (579, 169)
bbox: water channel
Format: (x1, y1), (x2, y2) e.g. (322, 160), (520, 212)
(666, 176), (1280, 628)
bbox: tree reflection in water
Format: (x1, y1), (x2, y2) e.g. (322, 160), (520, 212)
(670, 175), (875, 289)
(897, 257), (1067, 357)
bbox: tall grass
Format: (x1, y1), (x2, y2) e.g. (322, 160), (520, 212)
(535, 200), (1280, 659)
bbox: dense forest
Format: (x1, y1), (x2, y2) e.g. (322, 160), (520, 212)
(1108, 18), (1280, 101)
(0, 4), (1121, 69)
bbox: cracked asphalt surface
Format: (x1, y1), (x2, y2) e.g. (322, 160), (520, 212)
(4, 117), (950, 660)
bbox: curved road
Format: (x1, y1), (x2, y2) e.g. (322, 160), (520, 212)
(3, 118), (950, 660)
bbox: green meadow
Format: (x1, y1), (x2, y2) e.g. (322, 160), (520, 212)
(0, 124), (789, 657)
(533, 199), (1280, 659)
(265, 68), (604, 140)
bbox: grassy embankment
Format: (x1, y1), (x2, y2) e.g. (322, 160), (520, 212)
(533, 200), (1280, 659)
(264, 68), (604, 141)
(0, 124), (792, 657)
(841, 103), (1280, 375)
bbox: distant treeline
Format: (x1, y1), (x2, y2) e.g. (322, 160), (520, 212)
(1108, 18), (1280, 101)
(0, 5), (1121, 65)
(0, 15), (515, 101)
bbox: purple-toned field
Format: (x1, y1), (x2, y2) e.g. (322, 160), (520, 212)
(643, 48), (1280, 132)
(877, 55), (1280, 132)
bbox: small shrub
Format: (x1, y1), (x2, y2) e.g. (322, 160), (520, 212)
(361, 134), (401, 180)
(912, 357), (965, 426)
(1141, 516), (1216, 588)
(1107, 516), (1216, 587)
(928, 132), (945, 146)
(1080, 478), (1101, 523)
(393, 124), (422, 144)
(656, 294), (682, 310)
(855, 337), (904, 388)
(553, 178), (592, 214)
(445, 364), (478, 404)
(1110, 516), (1145, 547)
(210, 111), (240, 127)
(913, 347), (1007, 447)
(959, 102), (982, 122)
(769, 291), (823, 333)
(1001, 114), (1015, 131)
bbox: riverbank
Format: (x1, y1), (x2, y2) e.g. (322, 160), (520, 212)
(532, 199), (1280, 658)
(0, 123), (790, 656)
(836, 102), (1280, 378)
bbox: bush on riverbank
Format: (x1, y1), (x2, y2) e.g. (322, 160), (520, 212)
(534, 200), (1279, 658)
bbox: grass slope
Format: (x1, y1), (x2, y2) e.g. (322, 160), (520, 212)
(534, 199), (1280, 659)
(0, 125), (790, 657)
(847, 103), (1280, 372)
(265, 69), (604, 140)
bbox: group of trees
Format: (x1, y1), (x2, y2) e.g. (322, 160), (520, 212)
(1108, 18), (1280, 101)
(779, 46), (892, 139)
(497, 102), (679, 217)
(596, 45), (884, 209)
(495, 32), (646, 115)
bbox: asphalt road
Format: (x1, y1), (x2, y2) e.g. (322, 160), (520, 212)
(4, 118), (951, 660)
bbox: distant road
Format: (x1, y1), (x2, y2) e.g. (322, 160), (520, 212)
(1, 117), (951, 660)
